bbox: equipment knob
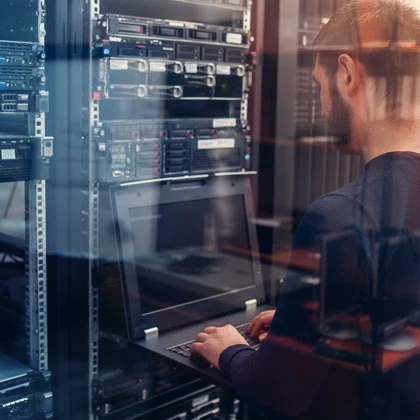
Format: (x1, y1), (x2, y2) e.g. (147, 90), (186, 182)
(172, 86), (183, 98)
(137, 85), (148, 98)
(37, 51), (46, 62)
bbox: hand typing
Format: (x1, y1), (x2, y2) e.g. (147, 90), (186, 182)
(190, 325), (248, 370)
(245, 310), (276, 341)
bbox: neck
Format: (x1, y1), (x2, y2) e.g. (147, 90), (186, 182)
(352, 120), (420, 162)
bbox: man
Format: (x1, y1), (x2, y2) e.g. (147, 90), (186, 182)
(191, 0), (420, 417)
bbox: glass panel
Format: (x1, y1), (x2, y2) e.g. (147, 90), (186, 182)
(1, 0), (419, 419)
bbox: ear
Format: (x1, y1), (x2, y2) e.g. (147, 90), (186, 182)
(337, 54), (360, 97)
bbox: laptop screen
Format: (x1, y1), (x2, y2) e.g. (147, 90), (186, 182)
(111, 177), (264, 339)
(129, 195), (255, 315)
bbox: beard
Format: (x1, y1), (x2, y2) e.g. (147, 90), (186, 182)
(326, 82), (352, 142)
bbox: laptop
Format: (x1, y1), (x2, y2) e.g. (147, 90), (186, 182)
(110, 176), (272, 385)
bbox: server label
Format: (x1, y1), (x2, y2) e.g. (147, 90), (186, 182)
(110, 60), (128, 70)
(226, 33), (243, 44)
(213, 118), (236, 128)
(216, 64), (231, 75)
(1, 149), (16, 160)
(198, 138), (235, 149)
(185, 63), (198, 73)
(149, 61), (166, 72)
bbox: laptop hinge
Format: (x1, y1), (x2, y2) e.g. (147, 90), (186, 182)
(245, 299), (257, 311)
(144, 327), (159, 340)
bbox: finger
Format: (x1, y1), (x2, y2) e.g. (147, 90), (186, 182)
(259, 332), (268, 342)
(195, 332), (209, 343)
(245, 319), (256, 334)
(248, 315), (265, 337)
(204, 326), (217, 334)
(250, 314), (271, 337)
(246, 312), (266, 333)
(190, 342), (204, 354)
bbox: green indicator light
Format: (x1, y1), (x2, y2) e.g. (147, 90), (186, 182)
(127, 157), (131, 163)
(28, 139), (31, 143)
(45, 377), (50, 382)
(244, 30), (249, 34)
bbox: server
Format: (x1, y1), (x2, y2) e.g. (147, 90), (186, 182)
(0, 353), (52, 419)
(95, 118), (245, 182)
(0, 0), (52, 182)
(93, 341), (214, 418)
(91, 0), (252, 184)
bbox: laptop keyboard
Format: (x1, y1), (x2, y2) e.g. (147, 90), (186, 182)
(167, 323), (261, 358)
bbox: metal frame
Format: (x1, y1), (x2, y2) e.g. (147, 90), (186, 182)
(174, 0), (249, 11)
(88, 183), (100, 420)
(25, 179), (48, 372)
(24, 0), (49, 374)
(243, 4), (251, 32)
(38, 0), (47, 45)
(89, 3), (100, 420)
(249, 0), (265, 209)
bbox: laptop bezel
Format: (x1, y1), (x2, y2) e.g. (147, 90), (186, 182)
(110, 176), (264, 341)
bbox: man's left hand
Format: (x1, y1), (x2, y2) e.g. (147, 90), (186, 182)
(190, 325), (248, 370)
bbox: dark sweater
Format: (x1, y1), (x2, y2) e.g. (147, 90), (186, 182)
(219, 152), (420, 416)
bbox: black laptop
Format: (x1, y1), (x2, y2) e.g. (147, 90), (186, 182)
(110, 176), (271, 385)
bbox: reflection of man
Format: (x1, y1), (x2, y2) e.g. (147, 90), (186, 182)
(191, 0), (420, 415)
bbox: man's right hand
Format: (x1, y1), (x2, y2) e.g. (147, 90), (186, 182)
(246, 310), (276, 341)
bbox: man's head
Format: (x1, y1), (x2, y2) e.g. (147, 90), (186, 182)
(312, 0), (420, 151)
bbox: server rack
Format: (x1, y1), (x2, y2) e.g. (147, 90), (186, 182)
(92, 0), (254, 415)
(0, 0), (53, 418)
(47, 0), (256, 418)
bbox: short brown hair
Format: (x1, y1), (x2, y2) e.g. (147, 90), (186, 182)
(313, 0), (420, 79)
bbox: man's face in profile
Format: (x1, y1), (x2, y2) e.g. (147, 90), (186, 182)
(313, 57), (351, 139)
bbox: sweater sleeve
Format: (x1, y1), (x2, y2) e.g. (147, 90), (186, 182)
(218, 334), (332, 417)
